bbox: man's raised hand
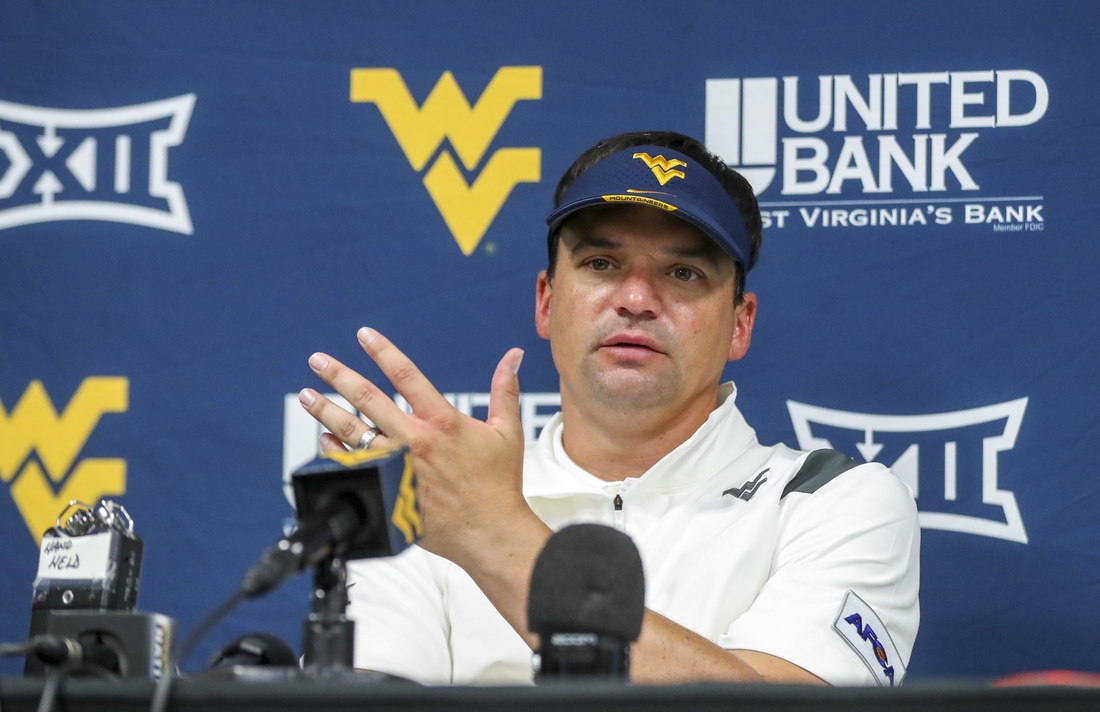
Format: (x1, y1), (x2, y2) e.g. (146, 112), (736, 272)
(297, 327), (531, 569)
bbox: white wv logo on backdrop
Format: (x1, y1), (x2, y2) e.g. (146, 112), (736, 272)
(787, 398), (1029, 543)
(0, 94), (195, 234)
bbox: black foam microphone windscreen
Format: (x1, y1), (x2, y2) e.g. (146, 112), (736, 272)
(527, 523), (645, 642)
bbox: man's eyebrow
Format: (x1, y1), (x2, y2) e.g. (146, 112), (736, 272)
(567, 234), (622, 251)
(566, 233), (725, 267)
(664, 244), (723, 267)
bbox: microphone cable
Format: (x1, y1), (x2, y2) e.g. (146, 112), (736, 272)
(36, 663), (117, 712)
(0, 636), (119, 712)
(0, 638), (41, 658)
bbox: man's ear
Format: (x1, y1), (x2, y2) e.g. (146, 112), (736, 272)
(727, 292), (757, 361)
(535, 270), (552, 340)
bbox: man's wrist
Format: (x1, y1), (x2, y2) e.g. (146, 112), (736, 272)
(454, 501), (550, 575)
(447, 503), (550, 650)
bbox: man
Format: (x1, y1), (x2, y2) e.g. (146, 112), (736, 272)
(296, 131), (919, 685)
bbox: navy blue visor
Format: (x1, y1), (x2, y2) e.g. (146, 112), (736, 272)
(546, 145), (750, 266)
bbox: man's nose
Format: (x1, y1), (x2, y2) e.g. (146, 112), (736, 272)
(612, 265), (662, 318)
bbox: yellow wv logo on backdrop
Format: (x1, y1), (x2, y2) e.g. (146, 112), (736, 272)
(634, 152), (687, 185)
(0, 378), (128, 544)
(350, 66), (542, 255)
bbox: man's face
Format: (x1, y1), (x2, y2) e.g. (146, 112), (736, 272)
(535, 204), (756, 414)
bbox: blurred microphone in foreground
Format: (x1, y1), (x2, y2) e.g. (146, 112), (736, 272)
(527, 524), (645, 680)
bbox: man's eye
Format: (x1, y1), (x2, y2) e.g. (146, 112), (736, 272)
(671, 267), (699, 282)
(587, 258), (612, 271)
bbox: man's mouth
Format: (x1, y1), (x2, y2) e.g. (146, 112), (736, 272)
(599, 333), (665, 356)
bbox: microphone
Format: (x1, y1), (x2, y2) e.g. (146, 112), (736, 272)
(527, 524), (645, 680)
(228, 446), (421, 672)
(239, 444), (420, 598)
(205, 633), (297, 669)
(240, 493), (370, 598)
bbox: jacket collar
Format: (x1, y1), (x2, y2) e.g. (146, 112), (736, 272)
(523, 382), (759, 498)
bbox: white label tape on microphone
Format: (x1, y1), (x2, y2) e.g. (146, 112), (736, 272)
(36, 532), (114, 580)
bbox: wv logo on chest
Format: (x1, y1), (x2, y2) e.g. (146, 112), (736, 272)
(723, 468), (769, 502)
(350, 66), (541, 255)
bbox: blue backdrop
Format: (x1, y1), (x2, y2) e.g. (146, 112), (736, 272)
(2, 0), (1098, 680)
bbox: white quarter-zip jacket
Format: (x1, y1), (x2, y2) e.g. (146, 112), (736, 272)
(348, 383), (920, 686)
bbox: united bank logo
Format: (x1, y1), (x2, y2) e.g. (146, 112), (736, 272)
(705, 71), (1047, 231)
(0, 378), (129, 544)
(0, 95), (195, 234)
(787, 398), (1029, 543)
(350, 66), (541, 255)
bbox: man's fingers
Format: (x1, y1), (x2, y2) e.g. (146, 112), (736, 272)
(307, 352), (407, 438)
(365, 434), (391, 450)
(299, 388), (373, 448)
(356, 327), (453, 417)
(319, 432), (350, 454)
(487, 348), (524, 438)
(320, 428), (390, 455)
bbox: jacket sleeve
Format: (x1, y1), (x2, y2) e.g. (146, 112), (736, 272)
(717, 462), (920, 686)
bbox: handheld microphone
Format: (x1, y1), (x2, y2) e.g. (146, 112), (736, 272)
(527, 524), (645, 680)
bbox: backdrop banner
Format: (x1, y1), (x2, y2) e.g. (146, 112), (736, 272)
(1, 0), (1097, 679)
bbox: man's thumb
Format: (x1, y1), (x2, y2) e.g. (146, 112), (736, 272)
(487, 348), (524, 436)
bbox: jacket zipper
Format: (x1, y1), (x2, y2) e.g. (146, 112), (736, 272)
(613, 494), (624, 530)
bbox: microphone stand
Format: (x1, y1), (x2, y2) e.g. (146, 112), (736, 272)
(207, 554), (358, 683)
(213, 555), (365, 683)
(301, 554), (355, 674)
(295, 555), (400, 683)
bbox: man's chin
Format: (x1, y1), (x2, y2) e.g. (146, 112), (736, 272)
(584, 368), (680, 410)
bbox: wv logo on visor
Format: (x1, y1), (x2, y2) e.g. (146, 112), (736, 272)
(0, 95), (195, 234)
(634, 153), (686, 185)
(0, 378), (129, 544)
(351, 67), (541, 255)
(787, 398), (1029, 543)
